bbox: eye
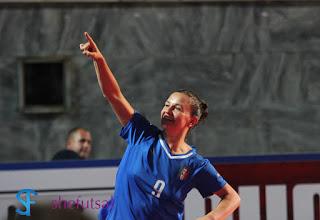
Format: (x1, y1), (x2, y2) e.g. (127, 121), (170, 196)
(175, 106), (182, 111)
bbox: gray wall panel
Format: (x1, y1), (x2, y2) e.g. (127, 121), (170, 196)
(1, 3), (320, 162)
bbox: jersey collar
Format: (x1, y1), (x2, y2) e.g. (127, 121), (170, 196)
(159, 134), (194, 160)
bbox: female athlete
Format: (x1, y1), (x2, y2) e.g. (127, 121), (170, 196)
(80, 32), (240, 220)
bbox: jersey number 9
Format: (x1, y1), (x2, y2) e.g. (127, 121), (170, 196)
(152, 180), (166, 198)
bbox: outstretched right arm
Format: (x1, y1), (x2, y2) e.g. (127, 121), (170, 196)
(80, 32), (134, 126)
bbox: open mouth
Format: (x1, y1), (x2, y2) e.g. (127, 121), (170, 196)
(161, 115), (174, 123)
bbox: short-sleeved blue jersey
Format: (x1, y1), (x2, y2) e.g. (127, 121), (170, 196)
(101, 112), (226, 220)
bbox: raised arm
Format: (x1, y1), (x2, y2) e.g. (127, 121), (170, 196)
(80, 32), (134, 126)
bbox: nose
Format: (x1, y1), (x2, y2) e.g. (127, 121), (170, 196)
(167, 104), (175, 112)
(84, 141), (91, 148)
(164, 107), (174, 116)
(81, 142), (91, 153)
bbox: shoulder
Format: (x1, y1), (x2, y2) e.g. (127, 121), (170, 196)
(190, 151), (209, 167)
(52, 149), (82, 160)
(134, 112), (160, 131)
(188, 151), (222, 177)
(120, 111), (161, 143)
(185, 151), (210, 176)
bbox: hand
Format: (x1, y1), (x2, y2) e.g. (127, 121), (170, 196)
(79, 32), (103, 60)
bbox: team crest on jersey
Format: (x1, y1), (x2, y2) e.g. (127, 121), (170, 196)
(179, 166), (191, 181)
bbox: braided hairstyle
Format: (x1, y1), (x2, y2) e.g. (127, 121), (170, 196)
(175, 89), (208, 125)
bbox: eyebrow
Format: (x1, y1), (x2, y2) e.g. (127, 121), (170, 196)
(165, 101), (184, 109)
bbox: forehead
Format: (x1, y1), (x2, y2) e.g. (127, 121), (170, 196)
(166, 92), (191, 106)
(75, 130), (91, 139)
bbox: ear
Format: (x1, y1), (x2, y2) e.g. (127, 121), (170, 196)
(189, 116), (199, 128)
(66, 137), (73, 149)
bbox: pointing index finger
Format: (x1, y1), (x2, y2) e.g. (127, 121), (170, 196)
(84, 32), (95, 46)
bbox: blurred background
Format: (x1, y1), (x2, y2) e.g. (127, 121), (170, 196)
(1, 1), (320, 162)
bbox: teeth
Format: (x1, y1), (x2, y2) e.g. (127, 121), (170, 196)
(163, 116), (173, 121)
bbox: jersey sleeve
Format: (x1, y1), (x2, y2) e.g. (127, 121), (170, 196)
(194, 161), (227, 198)
(119, 112), (158, 145)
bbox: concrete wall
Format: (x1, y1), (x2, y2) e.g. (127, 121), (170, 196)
(1, 2), (320, 162)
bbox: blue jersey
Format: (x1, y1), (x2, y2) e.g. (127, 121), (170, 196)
(101, 112), (227, 220)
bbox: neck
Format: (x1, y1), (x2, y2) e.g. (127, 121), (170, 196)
(163, 131), (191, 154)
